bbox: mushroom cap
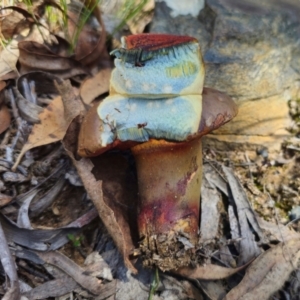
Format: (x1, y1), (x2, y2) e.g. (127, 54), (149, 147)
(78, 88), (238, 157)
(198, 87), (238, 137)
(109, 34), (204, 98)
(123, 33), (198, 51)
(78, 34), (237, 158)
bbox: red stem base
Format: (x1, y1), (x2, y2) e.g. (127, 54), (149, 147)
(132, 138), (202, 271)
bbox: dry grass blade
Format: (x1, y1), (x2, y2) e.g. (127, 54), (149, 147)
(70, 2), (107, 66)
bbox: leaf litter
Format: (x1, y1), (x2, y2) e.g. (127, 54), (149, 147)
(1, 0), (300, 299)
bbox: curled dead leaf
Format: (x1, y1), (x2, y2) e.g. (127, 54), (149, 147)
(63, 145), (138, 274)
(60, 101), (137, 274)
(0, 6), (40, 39)
(80, 68), (112, 105)
(14, 87), (43, 124)
(18, 41), (89, 78)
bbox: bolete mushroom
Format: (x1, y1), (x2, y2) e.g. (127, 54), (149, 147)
(78, 34), (238, 271)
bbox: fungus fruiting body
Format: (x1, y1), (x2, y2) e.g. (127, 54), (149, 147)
(78, 34), (238, 271)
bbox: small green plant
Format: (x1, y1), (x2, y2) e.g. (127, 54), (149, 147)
(4, 0), (150, 55)
(0, 35), (12, 48)
(69, 0), (102, 54)
(67, 233), (84, 248)
(113, 0), (149, 35)
(148, 267), (160, 300)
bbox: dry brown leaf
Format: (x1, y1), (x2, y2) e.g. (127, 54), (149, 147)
(0, 40), (19, 79)
(0, 193), (13, 207)
(174, 262), (251, 280)
(54, 79), (85, 123)
(257, 216), (300, 242)
(61, 113), (137, 274)
(13, 79), (84, 171)
(55, 78), (137, 273)
(12, 96), (67, 170)
(0, 8), (25, 39)
(80, 68), (112, 105)
(0, 81), (11, 134)
(224, 238), (300, 300)
(0, 6), (37, 39)
(18, 41), (89, 78)
(0, 81), (6, 92)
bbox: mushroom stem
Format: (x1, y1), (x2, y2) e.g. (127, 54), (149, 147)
(131, 137), (202, 270)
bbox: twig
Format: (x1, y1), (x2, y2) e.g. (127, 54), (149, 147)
(244, 152), (254, 181)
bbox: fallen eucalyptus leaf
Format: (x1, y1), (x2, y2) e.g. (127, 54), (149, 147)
(29, 176), (66, 216)
(0, 217), (20, 300)
(59, 80), (137, 274)
(222, 165), (263, 265)
(0, 40), (19, 79)
(224, 238), (300, 300)
(63, 146), (137, 274)
(12, 96), (66, 171)
(174, 261), (251, 280)
(200, 170), (221, 243)
(80, 68), (112, 105)
(0, 211), (92, 251)
(14, 87), (43, 123)
(35, 251), (108, 296)
(17, 189), (39, 229)
(18, 41), (89, 78)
